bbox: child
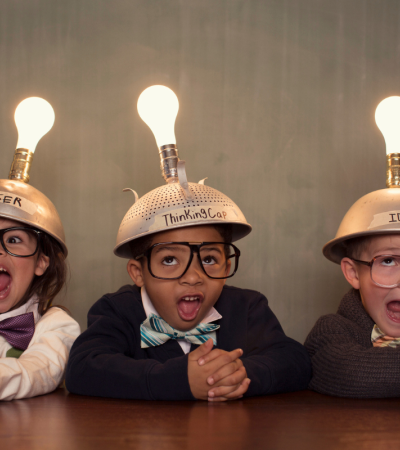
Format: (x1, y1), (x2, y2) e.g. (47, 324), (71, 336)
(0, 179), (80, 400)
(66, 170), (311, 401)
(305, 188), (400, 398)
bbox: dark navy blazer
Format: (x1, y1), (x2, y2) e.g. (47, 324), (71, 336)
(66, 285), (311, 400)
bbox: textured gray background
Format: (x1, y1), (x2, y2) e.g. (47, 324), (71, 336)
(0, 0), (399, 343)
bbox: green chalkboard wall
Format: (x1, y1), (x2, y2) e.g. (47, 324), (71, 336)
(0, 0), (399, 342)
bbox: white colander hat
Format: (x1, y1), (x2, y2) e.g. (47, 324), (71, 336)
(114, 162), (251, 258)
(324, 96), (400, 264)
(323, 188), (400, 264)
(0, 97), (67, 255)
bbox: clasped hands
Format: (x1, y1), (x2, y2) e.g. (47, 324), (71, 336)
(188, 339), (251, 402)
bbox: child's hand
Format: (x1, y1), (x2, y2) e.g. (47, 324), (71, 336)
(198, 348), (250, 401)
(188, 339), (244, 400)
(207, 372), (251, 402)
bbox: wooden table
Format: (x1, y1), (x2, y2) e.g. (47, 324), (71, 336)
(1, 389), (400, 449)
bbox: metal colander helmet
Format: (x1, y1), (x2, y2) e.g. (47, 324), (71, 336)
(0, 178), (67, 255)
(323, 188), (400, 264)
(0, 97), (66, 254)
(114, 162), (251, 259)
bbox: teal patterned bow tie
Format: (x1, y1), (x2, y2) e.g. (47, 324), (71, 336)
(140, 313), (220, 348)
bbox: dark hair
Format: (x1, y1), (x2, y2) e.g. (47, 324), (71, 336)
(213, 224), (233, 244)
(12, 232), (67, 316)
(128, 224), (234, 260)
(129, 234), (155, 260)
(342, 236), (372, 260)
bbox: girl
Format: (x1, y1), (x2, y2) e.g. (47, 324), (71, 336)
(0, 179), (80, 401)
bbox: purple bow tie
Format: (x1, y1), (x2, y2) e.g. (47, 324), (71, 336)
(0, 312), (35, 350)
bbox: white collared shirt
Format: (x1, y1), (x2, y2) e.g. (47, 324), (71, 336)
(141, 286), (222, 354)
(0, 296), (80, 401)
(0, 295), (41, 323)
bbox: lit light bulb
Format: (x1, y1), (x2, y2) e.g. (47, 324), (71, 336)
(376, 96), (400, 188)
(375, 96), (400, 155)
(137, 85), (179, 148)
(9, 97), (55, 183)
(15, 97), (55, 153)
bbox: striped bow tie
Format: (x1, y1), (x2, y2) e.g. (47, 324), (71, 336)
(371, 324), (400, 348)
(140, 314), (220, 349)
(0, 312), (35, 350)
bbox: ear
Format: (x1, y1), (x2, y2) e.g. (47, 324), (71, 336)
(341, 257), (361, 289)
(127, 259), (145, 287)
(35, 254), (50, 277)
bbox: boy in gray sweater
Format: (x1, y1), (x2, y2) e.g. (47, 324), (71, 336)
(305, 188), (400, 398)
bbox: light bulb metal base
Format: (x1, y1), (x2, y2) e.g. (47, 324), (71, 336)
(386, 153), (400, 188)
(159, 144), (179, 183)
(8, 148), (34, 184)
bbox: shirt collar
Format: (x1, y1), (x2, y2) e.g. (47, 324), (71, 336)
(141, 286), (222, 324)
(0, 295), (40, 323)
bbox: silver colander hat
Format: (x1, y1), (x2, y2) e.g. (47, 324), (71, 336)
(0, 179), (67, 255)
(1, 97), (66, 254)
(116, 85), (251, 258)
(323, 188), (400, 264)
(114, 166), (251, 259)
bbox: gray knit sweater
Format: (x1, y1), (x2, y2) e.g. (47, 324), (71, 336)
(304, 288), (400, 398)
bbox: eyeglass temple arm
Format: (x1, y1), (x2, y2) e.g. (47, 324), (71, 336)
(351, 258), (371, 267)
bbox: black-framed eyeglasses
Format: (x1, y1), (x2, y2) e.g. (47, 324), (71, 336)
(352, 254), (400, 288)
(0, 227), (41, 258)
(136, 241), (241, 280)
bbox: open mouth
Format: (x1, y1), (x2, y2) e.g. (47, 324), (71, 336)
(177, 295), (203, 321)
(0, 268), (11, 298)
(386, 301), (400, 322)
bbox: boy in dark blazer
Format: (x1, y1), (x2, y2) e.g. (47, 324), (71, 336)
(66, 85), (310, 401)
(66, 174), (311, 401)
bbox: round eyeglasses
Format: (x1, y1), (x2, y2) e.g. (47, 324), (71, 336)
(0, 227), (41, 257)
(136, 242), (240, 280)
(352, 255), (400, 288)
